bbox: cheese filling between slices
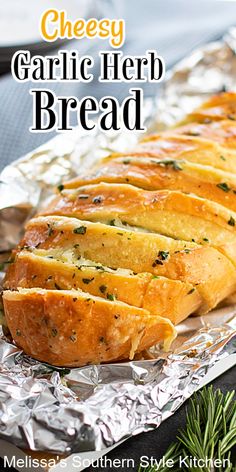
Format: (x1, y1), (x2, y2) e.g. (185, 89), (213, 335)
(33, 248), (137, 276)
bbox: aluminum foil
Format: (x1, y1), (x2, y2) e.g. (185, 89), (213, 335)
(0, 29), (236, 454)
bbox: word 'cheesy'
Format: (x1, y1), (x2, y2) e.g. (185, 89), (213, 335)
(40, 10), (125, 48)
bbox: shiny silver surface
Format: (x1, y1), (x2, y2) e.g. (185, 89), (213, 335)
(0, 30), (236, 454)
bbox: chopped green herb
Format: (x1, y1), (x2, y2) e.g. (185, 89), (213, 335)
(158, 250), (169, 260)
(47, 224), (54, 236)
(109, 219), (116, 226)
(202, 237), (209, 242)
(187, 288), (195, 295)
(216, 182), (231, 192)
(73, 226), (87, 234)
(51, 328), (58, 337)
(96, 265), (105, 271)
(220, 155), (226, 161)
(69, 334), (77, 342)
(57, 184), (64, 192)
(123, 159), (131, 164)
(54, 283), (62, 290)
(152, 275), (160, 279)
(82, 277), (94, 284)
(92, 196), (103, 204)
(186, 131), (200, 136)
(107, 293), (116, 301)
(99, 285), (107, 294)
(228, 216), (235, 226)
(158, 159), (183, 171)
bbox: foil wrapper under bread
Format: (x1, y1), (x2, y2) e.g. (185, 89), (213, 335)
(0, 29), (236, 454)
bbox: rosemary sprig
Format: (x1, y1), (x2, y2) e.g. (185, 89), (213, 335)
(138, 387), (236, 472)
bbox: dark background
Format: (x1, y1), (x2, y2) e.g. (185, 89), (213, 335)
(0, 1), (236, 470)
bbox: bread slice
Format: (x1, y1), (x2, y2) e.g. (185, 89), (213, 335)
(170, 120), (236, 152)
(42, 183), (236, 266)
(133, 134), (236, 173)
(179, 92), (236, 124)
(2, 288), (176, 366)
(17, 215), (236, 313)
(4, 250), (202, 324)
(62, 157), (236, 212)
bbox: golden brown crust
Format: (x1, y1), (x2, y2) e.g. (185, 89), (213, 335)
(42, 183), (236, 266)
(4, 251), (202, 324)
(62, 157), (236, 212)
(171, 120), (236, 151)
(134, 134), (236, 173)
(2, 289), (176, 366)
(16, 215), (236, 313)
(179, 92), (236, 123)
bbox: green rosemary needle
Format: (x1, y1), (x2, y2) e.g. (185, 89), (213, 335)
(138, 387), (236, 472)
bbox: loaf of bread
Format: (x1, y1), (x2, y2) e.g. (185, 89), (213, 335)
(3, 92), (236, 366)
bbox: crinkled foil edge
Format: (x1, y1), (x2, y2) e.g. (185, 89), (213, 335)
(0, 29), (236, 454)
